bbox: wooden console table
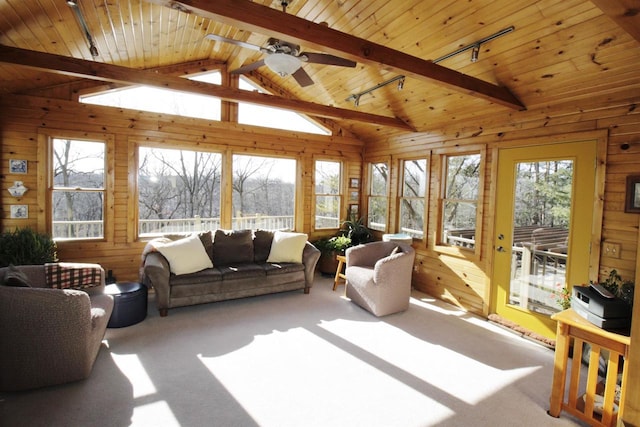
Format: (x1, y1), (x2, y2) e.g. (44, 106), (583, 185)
(548, 309), (630, 427)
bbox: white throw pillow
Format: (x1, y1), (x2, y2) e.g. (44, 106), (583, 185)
(155, 234), (213, 275)
(266, 231), (308, 264)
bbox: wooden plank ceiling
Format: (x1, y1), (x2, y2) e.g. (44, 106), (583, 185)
(0, 0), (639, 142)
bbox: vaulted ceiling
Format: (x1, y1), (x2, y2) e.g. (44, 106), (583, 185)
(1, 0), (639, 142)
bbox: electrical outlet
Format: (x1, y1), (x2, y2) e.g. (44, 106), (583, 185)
(603, 241), (621, 259)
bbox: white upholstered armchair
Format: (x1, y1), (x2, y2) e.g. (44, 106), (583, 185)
(345, 241), (416, 317)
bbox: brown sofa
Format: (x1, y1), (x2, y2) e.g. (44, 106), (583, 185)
(141, 229), (320, 316)
(0, 263), (113, 391)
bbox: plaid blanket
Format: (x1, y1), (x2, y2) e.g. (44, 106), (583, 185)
(45, 262), (102, 290)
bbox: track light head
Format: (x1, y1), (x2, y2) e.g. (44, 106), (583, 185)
(471, 45), (480, 62)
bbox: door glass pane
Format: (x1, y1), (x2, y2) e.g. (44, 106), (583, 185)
(509, 160), (573, 315)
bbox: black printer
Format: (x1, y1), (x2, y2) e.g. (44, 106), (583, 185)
(572, 284), (631, 332)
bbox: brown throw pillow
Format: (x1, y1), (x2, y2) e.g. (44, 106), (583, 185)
(253, 230), (274, 263)
(3, 265), (31, 287)
(212, 229), (254, 266)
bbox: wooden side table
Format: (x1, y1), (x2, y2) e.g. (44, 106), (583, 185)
(548, 308), (630, 427)
(333, 255), (346, 291)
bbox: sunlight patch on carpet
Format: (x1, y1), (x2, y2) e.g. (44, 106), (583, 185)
(111, 353), (157, 398)
(197, 326), (455, 426)
(131, 400), (179, 427)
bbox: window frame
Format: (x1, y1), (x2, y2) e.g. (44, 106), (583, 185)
(434, 146), (486, 258)
(397, 156), (429, 240)
(366, 160), (390, 233)
(313, 158), (343, 231)
(38, 129), (115, 242)
(231, 152), (298, 231)
(135, 143), (224, 238)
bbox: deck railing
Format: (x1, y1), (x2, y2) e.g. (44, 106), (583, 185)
(53, 215), (298, 239)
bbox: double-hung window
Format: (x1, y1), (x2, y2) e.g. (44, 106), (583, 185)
(440, 152), (482, 251)
(399, 158), (427, 239)
(367, 162), (389, 232)
(51, 138), (107, 240)
(314, 160), (342, 229)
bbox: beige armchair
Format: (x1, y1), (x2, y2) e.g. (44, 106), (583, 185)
(345, 241), (416, 317)
(0, 264), (113, 391)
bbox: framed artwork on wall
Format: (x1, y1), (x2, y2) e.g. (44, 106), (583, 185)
(349, 204), (359, 217)
(349, 191), (359, 201)
(10, 205), (28, 219)
(349, 178), (360, 188)
(9, 159), (27, 174)
(625, 175), (640, 213)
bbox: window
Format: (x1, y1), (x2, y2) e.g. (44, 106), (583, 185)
(51, 138), (106, 240)
(399, 159), (427, 239)
(232, 154), (296, 230)
(138, 147), (222, 236)
(314, 160), (342, 229)
(440, 153), (481, 250)
(238, 77), (330, 135)
(80, 72), (222, 120)
(367, 162), (388, 232)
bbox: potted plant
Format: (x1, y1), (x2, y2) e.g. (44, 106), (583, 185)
(0, 227), (58, 267)
(314, 235), (352, 275)
(339, 217), (373, 246)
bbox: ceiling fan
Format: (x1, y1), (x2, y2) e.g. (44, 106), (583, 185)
(205, 34), (357, 87)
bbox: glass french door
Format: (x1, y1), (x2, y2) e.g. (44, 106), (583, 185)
(492, 140), (599, 339)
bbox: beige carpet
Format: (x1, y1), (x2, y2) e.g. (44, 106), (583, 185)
(0, 277), (585, 427)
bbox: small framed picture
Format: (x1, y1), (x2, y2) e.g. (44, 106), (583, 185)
(10, 205), (28, 219)
(349, 204), (359, 217)
(349, 191), (359, 201)
(625, 175), (640, 213)
(9, 159), (27, 174)
(349, 178), (360, 189)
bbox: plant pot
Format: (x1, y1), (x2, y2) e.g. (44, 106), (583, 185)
(318, 251), (340, 275)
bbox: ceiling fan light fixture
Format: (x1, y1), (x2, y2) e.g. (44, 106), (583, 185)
(264, 53), (301, 77)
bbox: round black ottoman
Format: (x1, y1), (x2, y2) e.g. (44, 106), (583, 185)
(105, 282), (148, 328)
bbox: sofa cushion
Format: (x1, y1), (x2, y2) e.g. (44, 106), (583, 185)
(212, 229), (254, 266)
(155, 234), (213, 275)
(267, 231), (308, 264)
(2, 265), (31, 287)
(260, 262), (305, 275)
(169, 267), (222, 286)
(218, 263), (266, 280)
(253, 230), (274, 262)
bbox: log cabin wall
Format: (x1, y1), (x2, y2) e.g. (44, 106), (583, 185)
(364, 99), (640, 317)
(0, 94), (364, 282)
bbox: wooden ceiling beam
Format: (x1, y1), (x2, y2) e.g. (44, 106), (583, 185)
(0, 44), (413, 131)
(590, 0), (640, 44)
(143, 0), (525, 111)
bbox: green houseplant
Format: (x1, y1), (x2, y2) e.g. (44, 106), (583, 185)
(339, 217), (372, 246)
(0, 227), (58, 267)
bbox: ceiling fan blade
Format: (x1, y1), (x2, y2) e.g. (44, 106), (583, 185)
(205, 34), (263, 52)
(299, 52), (356, 68)
(230, 59), (266, 74)
(291, 67), (314, 87)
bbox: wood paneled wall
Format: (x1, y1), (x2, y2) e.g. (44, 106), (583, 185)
(0, 94), (363, 281)
(365, 101), (640, 317)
